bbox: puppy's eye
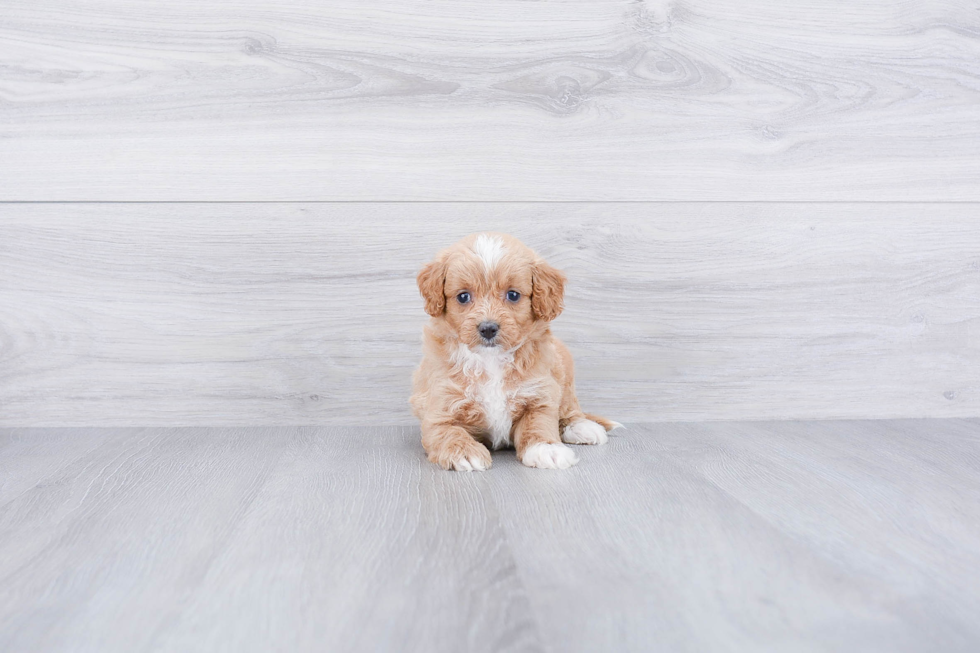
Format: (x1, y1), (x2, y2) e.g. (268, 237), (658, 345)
(506, 290), (521, 302)
(456, 292), (471, 305)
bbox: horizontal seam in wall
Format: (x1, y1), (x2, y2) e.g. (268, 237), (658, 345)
(2, 200), (980, 205)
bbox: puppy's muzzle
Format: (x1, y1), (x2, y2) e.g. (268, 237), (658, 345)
(478, 321), (499, 343)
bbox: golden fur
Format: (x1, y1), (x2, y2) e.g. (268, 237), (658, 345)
(410, 233), (619, 471)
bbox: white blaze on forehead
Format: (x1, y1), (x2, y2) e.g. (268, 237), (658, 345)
(471, 234), (506, 272)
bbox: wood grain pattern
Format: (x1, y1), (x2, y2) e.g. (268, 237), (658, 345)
(0, 427), (124, 508)
(0, 426), (539, 653)
(1, 421), (978, 651)
(2, 202), (978, 426)
(2, 1), (979, 200)
(491, 419), (980, 651)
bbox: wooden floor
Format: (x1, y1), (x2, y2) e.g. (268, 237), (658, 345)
(2, 420), (979, 652)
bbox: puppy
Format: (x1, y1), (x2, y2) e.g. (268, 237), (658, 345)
(410, 233), (620, 471)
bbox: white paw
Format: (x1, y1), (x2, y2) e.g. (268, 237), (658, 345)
(562, 419), (609, 445)
(452, 455), (489, 472)
(521, 442), (579, 469)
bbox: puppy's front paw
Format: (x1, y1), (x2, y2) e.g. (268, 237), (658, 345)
(561, 418), (609, 445)
(430, 439), (492, 472)
(521, 442), (579, 470)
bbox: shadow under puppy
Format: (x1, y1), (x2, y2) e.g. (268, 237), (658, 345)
(411, 233), (621, 471)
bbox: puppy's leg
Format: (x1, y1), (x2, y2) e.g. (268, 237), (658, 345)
(514, 406), (578, 470)
(421, 421), (492, 472)
(559, 400), (618, 446)
(554, 339), (619, 445)
(561, 411), (625, 445)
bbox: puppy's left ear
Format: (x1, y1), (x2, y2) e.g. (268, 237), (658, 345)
(531, 259), (566, 321)
(417, 255), (448, 317)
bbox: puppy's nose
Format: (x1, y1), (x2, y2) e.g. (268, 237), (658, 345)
(478, 321), (499, 340)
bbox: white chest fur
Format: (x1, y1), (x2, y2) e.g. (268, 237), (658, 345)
(450, 344), (518, 449)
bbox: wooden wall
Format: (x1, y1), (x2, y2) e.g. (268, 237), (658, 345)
(1, 0), (978, 425)
(3, 1), (980, 201)
(2, 204), (977, 425)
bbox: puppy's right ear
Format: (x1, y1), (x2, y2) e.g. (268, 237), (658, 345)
(417, 256), (448, 317)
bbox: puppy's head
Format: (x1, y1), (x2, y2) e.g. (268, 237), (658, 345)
(417, 233), (566, 349)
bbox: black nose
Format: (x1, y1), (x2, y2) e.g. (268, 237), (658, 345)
(478, 321), (499, 340)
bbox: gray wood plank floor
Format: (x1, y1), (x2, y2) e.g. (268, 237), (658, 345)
(3, 202), (978, 426)
(2, 420), (978, 652)
(2, 1), (979, 200)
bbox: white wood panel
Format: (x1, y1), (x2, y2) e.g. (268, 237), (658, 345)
(1, 422), (978, 650)
(1, 1), (979, 200)
(1, 202), (977, 425)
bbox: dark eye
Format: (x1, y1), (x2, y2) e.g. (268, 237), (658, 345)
(457, 292), (471, 305)
(506, 290), (521, 302)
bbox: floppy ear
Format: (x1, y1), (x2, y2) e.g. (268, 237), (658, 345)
(417, 256), (448, 317)
(531, 259), (566, 321)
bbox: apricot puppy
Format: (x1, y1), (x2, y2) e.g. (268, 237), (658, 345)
(410, 233), (620, 471)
